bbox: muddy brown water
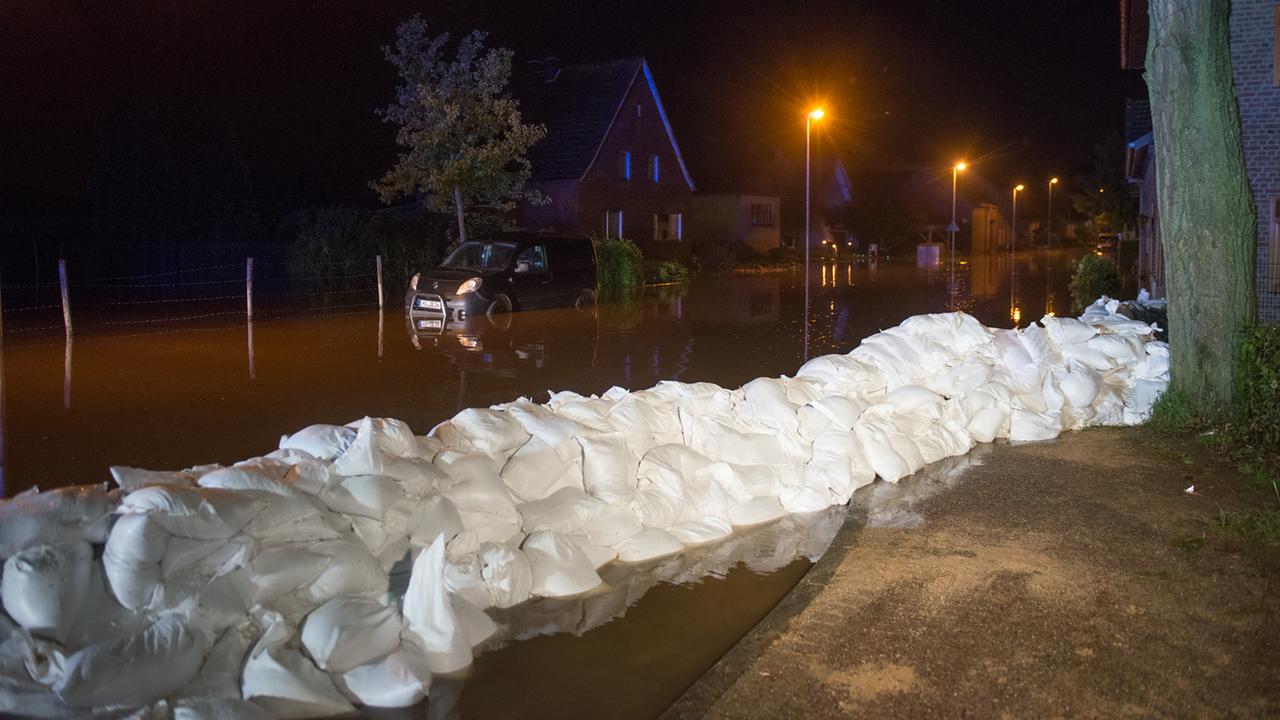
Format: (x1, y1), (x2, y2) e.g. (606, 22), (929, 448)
(0, 249), (1081, 718)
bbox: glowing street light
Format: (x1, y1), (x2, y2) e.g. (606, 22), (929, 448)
(949, 162), (966, 260)
(1011, 184), (1024, 255)
(1046, 177), (1059, 247)
(804, 106), (824, 360)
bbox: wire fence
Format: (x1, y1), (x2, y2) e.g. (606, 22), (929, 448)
(0, 256), (392, 338)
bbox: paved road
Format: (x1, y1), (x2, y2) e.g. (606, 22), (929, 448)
(668, 428), (1280, 719)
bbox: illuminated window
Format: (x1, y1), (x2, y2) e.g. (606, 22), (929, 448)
(604, 210), (624, 239)
(649, 154), (660, 183)
(618, 151), (631, 181)
(751, 203), (774, 227)
(653, 212), (683, 242)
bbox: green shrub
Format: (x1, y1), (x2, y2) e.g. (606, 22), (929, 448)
(645, 259), (690, 284)
(692, 239), (737, 271)
(1236, 324), (1280, 459)
(595, 237), (644, 293)
(1068, 253), (1119, 313)
(764, 246), (799, 266)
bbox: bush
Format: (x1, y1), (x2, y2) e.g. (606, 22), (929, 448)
(1068, 253), (1119, 313)
(595, 237), (644, 293)
(1236, 324), (1280, 458)
(645, 259), (690, 284)
(692, 239), (737, 271)
(764, 247), (799, 266)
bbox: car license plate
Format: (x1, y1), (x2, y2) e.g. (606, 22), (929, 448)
(416, 298), (443, 311)
(417, 318), (442, 329)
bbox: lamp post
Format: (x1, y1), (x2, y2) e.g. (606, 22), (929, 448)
(1011, 184), (1024, 255)
(804, 107), (823, 360)
(949, 162), (967, 259)
(1046, 177), (1059, 247)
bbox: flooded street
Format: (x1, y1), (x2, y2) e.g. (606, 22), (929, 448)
(0, 249), (1080, 719)
(0, 249), (1081, 497)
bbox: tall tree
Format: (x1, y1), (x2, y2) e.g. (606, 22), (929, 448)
(373, 17), (545, 243)
(1145, 0), (1256, 408)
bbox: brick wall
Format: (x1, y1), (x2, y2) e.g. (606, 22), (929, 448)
(1230, 1), (1280, 324)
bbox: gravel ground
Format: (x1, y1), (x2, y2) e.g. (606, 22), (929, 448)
(666, 427), (1280, 719)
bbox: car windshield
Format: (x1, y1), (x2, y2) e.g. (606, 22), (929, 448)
(441, 242), (517, 271)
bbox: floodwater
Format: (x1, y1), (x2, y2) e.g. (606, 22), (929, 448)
(0, 248), (1078, 718)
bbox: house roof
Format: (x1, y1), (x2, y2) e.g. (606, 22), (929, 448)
(513, 57), (694, 189)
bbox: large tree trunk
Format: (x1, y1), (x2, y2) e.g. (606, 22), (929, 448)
(453, 185), (467, 244)
(1145, 0), (1256, 409)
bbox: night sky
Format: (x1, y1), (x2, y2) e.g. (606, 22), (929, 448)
(1, 0), (1141, 209)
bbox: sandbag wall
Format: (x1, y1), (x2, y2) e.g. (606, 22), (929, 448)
(0, 299), (1169, 718)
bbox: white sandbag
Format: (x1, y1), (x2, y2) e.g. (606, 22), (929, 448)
(1, 542), (92, 643)
(504, 402), (596, 462)
(344, 417), (419, 459)
(680, 409), (789, 465)
(103, 512), (168, 610)
(339, 633), (432, 708)
(448, 408), (530, 457)
(805, 429), (867, 503)
(300, 597), (401, 673)
(329, 417), (390, 477)
(500, 437), (582, 503)
(242, 610), (354, 718)
(629, 485), (686, 529)
(523, 531), (602, 598)
(318, 474), (404, 519)
(739, 377), (800, 433)
(668, 519), (734, 547)
(884, 385), (942, 414)
(577, 434), (638, 503)
(55, 615), (206, 708)
(966, 406), (1008, 444)
(1009, 408), (1063, 442)
(1041, 315), (1099, 346)
(0, 484), (113, 558)
(552, 397), (616, 432)
(296, 540), (388, 605)
(614, 527), (684, 563)
(607, 393), (684, 454)
(778, 485), (831, 513)
(278, 424), (356, 462)
(1058, 368), (1101, 408)
(226, 547), (329, 609)
(121, 486), (257, 541)
(727, 497), (788, 527)
(197, 466), (294, 496)
(402, 536), (472, 675)
(450, 594), (498, 648)
(566, 536), (617, 569)
(110, 466), (202, 492)
(177, 621), (259, 701)
(854, 422), (912, 483)
(440, 458), (520, 528)
(581, 507), (645, 547)
(174, 698), (273, 720)
(478, 543), (533, 609)
(407, 494), (465, 548)
(518, 487), (609, 535)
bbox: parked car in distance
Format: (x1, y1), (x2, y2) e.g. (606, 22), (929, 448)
(406, 231), (598, 331)
(1096, 233), (1120, 253)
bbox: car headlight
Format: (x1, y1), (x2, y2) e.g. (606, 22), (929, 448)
(409, 272), (420, 291)
(456, 277), (481, 295)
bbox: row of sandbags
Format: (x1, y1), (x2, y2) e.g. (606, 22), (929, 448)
(0, 300), (1168, 718)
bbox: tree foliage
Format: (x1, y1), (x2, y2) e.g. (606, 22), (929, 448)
(372, 18), (546, 231)
(1068, 131), (1137, 231)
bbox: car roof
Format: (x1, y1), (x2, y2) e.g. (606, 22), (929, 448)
(476, 231), (591, 245)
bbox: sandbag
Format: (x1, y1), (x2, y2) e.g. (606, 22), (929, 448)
(0, 485), (113, 559)
(300, 597), (401, 673)
(518, 487), (610, 535)
(402, 536), (472, 675)
(241, 610), (354, 718)
(339, 633), (432, 708)
(614, 527), (684, 563)
(500, 437), (582, 503)
(278, 424), (356, 462)
(55, 615), (206, 708)
(121, 486), (257, 541)
(1, 542), (93, 644)
(577, 434), (638, 503)
(448, 408), (530, 457)
(110, 466), (203, 492)
(522, 531), (602, 598)
(478, 542), (533, 609)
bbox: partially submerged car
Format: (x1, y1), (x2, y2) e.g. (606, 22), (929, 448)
(406, 232), (598, 330)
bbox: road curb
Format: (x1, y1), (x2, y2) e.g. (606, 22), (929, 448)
(659, 507), (866, 719)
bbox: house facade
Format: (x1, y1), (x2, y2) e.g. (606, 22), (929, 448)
(514, 58), (695, 260)
(687, 193), (782, 253)
(1121, 0), (1279, 322)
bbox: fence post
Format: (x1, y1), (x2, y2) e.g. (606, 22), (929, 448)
(58, 259), (72, 338)
(245, 257), (254, 320)
(375, 255), (384, 309)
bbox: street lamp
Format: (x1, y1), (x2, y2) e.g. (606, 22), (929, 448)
(949, 162), (967, 259)
(1011, 184), (1024, 255)
(1046, 177), (1059, 247)
(804, 107), (824, 360)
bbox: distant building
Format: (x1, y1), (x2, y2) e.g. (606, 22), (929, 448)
(513, 58), (695, 260)
(970, 203), (1009, 253)
(687, 193), (782, 253)
(1120, 0), (1279, 322)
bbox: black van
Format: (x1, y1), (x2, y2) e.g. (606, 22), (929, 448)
(406, 231), (597, 329)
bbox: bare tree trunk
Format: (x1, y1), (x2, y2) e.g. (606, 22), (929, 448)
(453, 186), (467, 244)
(1145, 0), (1256, 408)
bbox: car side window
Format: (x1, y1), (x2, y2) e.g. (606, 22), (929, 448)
(515, 245), (549, 273)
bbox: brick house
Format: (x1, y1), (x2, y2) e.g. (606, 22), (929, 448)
(513, 58), (695, 260)
(1121, 0), (1280, 323)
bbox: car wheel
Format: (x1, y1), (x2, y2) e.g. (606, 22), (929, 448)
(574, 289), (597, 310)
(486, 294), (513, 318)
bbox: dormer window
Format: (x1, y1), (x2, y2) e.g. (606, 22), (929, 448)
(618, 151), (632, 181)
(649, 154), (660, 183)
